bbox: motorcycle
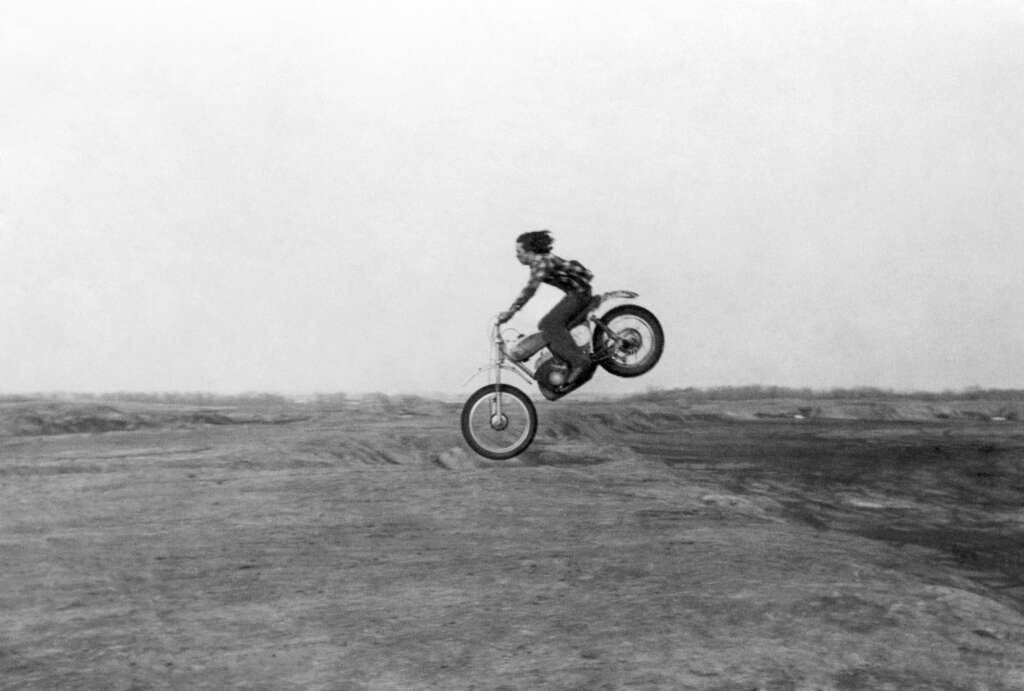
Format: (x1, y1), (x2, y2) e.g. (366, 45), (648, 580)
(460, 291), (664, 459)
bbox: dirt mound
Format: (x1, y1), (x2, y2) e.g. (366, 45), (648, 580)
(1, 403), (146, 436)
(0, 401), (309, 437)
(6, 394), (1024, 688)
(597, 396), (1024, 424)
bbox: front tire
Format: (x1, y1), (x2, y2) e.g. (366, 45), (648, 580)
(461, 384), (538, 459)
(592, 305), (664, 377)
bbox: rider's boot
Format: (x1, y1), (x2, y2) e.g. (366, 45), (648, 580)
(562, 354), (591, 389)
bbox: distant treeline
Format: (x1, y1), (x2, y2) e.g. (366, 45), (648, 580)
(623, 386), (1024, 403)
(4, 387), (1024, 406)
(0, 391), (298, 406)
(0, 391), (440, 411)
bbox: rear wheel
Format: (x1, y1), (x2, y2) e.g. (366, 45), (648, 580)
(592, 305), (664, 377)
(461, 384), (538, 459)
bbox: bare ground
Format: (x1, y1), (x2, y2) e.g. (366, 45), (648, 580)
(3, 396), (1024, 689)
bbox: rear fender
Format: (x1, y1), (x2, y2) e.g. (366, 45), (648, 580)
(590, 291), (643, 333)
(590, 290), (639, 316)
(601, 290), (638, 301)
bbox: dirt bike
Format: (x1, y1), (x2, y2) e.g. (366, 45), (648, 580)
(460, 291), (664, 459)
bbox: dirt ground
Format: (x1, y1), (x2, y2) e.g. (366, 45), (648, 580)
(3, 395), (1024, 690)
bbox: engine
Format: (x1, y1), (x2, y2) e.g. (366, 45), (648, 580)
(535, 353), (596, 401)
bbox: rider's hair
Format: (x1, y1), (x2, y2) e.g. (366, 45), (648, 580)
(517, 230), (554, 254)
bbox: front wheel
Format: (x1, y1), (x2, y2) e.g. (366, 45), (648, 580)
(592, 305), (664, 377)
(461, 384), (538, 459)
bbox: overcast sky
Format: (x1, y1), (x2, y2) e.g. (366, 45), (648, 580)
(2, 0), (1022, 395)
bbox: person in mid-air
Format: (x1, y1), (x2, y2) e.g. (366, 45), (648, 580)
(497, 230), (594, 389)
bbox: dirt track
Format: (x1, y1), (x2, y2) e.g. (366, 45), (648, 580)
(3, 397), (1024, 689)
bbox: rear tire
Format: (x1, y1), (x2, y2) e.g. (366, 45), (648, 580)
(592, 305), (664, 377)
(461, 384), (538, 459)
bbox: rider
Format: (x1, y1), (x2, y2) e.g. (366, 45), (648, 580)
(497, 230), (594, 389)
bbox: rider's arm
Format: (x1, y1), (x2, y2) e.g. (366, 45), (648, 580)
(507, 259), (547, 315)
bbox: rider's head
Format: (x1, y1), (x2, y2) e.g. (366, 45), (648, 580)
(516, 230), (553, 263)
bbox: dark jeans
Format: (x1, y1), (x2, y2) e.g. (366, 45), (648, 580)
(539, 289), (591, 370)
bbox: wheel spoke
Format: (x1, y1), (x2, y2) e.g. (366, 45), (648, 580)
(604, 317), (656, 366)
(465, 391), (533, 455)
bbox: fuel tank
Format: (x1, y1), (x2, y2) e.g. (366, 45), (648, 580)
(509, 332), (548, 362)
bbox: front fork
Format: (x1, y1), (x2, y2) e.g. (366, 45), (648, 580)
(488, 324), (536, 427)
(491, 324), (506, 427)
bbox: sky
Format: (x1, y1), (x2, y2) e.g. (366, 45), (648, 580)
(2, 0), (1023, 395)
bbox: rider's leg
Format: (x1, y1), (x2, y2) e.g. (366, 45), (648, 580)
(539, 290), (591, 383)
